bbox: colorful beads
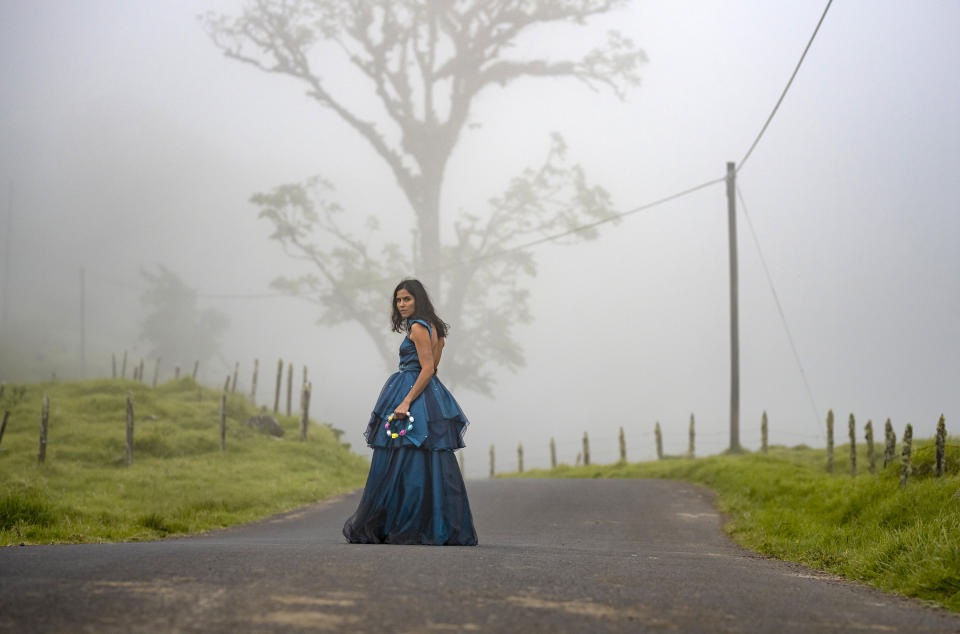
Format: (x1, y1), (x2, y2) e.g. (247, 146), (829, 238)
(385, 413), (414, 441)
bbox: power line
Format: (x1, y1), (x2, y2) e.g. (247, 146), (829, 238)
(738, 0), (834, 172)
(336, 176), (725, 291)
(464, 177), (726, 265)
(196, 291), (290, 299)
(333, 176), (725, 292)
(736, 184), (823, 437)
(99, 176), (728, 301)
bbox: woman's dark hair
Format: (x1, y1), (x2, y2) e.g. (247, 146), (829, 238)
(391, 279), (449, 338)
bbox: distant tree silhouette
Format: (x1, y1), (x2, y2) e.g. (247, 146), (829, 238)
(139, 266), (229, 373)
(204, 1), (645, 393)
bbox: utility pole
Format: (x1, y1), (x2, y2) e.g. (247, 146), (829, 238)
(80, 267), (87, 378)
(2, 182), (11, 331)
(726, 162), (741, 452)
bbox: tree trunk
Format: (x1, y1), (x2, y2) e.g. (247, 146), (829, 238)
(403, 132), (454, 293)
(416, 203), (441, 292)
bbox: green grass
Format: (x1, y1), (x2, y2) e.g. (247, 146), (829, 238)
(505, 441), (960, 612)
(0, 377), (368, 544)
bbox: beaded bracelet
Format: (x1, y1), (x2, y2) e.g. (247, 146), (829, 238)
(384, 413), (415, 439)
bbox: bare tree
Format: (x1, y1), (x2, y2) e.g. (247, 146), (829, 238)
(204, 0), (645, 393)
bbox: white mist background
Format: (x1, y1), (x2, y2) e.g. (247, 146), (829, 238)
(1, 1), (958, 477)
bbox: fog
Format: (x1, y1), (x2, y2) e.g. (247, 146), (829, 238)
(1, 1), (958, 478)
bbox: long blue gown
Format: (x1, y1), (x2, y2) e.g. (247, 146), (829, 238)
(342, 319), (478, 545)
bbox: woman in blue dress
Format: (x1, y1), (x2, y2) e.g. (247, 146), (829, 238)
(343, 279), (478, 545)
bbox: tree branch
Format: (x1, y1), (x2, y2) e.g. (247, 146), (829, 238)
(251, 178), (407, 367)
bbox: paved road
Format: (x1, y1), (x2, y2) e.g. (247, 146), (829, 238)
(1, 479), (958, 633)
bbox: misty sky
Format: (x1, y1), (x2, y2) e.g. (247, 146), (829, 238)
(1, 1), (958, 477)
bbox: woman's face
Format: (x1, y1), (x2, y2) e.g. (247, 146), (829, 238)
(395, 288), (415, 318)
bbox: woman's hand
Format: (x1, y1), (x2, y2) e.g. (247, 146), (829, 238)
(393, 400), (412, 418)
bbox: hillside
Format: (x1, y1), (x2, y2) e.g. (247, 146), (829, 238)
(0, 377), (368, 544)
(506, 442), (960, 611)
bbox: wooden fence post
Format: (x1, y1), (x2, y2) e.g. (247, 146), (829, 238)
(192, 360), (199, 380)
(220, 391), (227, 451)
(121, 350), (127, 379)
(518, 443), (524, 473)
(251, 359), (259, 406)
(550, 437), (557, 469)
(761, 411), (768, 454)
(112, 353), (117, 379)
(935, 414), (946, 477)
(0, 410), (9, 446)
(223, 375), (231, 393)
(138, 359), (144, 383)
(489, 445), (495, 478)
(618, 426), (626, 463)
(899, 423), (913, 487)
(174, 366), (180, 380)
(152, 358), (160, 388)
(231, 362), (239, 393)
(826, 409), (834, 473)
(883, 418), (896, 468)
(125, 392), (134, 466)
(299, 382), (312, 441)
(655, 422), (663, 460)
(864, 420), (876, 474)
(582, 432), (590, 466)
(849, 413), (857, 477)
(274, 358), (283, 413)
(37, 393), (49, 463)
(688, 414), (695, 459)
(286, 363), (293, 417)
(301, 366), (308, 407)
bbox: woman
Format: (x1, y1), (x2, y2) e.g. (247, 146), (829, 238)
(342, 279), (478, 545)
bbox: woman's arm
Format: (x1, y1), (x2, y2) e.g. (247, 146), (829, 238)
(395, 323), (435, 416)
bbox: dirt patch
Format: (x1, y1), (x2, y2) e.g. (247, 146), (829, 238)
(270, 592), (359, 608)
(252, 611), (362, 629)
(507, 595), (645, 621)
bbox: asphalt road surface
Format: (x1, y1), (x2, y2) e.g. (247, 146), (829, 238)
(2, 478), (958, 633)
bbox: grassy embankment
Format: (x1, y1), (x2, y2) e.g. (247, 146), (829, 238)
(506, 440), (960, 612)
(0, 378), (368, 544)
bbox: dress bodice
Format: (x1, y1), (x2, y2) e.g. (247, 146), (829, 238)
(397, 319), (432, 372)
(397, 336), (421, 371)
(364, 317), (465, 450)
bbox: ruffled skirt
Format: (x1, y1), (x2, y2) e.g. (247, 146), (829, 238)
(342, 447), (478, 545)
(363, 370), (468, 450)
(344, 370), (477, 545)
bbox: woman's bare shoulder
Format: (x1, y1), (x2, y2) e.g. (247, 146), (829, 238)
(409, 321), (431, 339)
